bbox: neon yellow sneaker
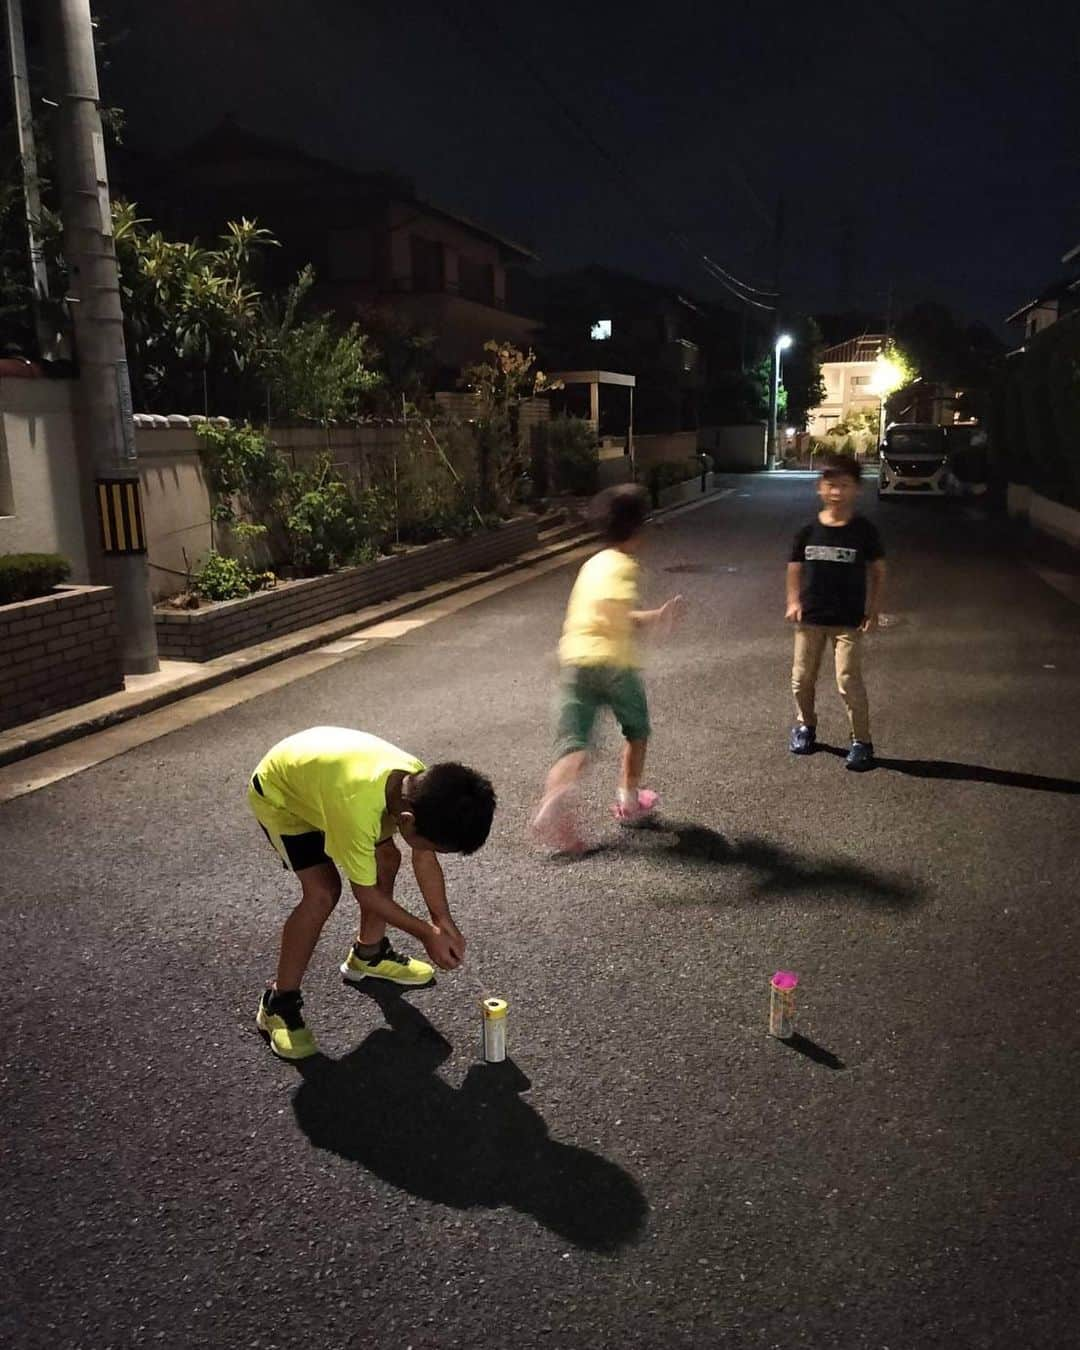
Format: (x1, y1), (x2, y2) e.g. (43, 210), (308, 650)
(340, 939), (434, 987)
(255, 989), (319, 1061)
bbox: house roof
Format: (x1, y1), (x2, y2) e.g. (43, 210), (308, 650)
(819, 334), (886, 364)
(174, 122), (540, 262)
(1005, 275), (1080, 324)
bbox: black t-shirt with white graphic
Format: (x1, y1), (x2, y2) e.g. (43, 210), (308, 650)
(789, 515), (885, 627)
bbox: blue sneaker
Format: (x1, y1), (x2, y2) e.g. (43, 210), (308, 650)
(845, 740), (875, 772)
(789, 724), (816, 755)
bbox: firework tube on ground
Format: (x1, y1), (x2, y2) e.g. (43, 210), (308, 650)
(769, 971), (798, 1039)
(481, 997), (508, 1062)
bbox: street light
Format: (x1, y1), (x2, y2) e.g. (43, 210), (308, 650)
(767, 333), (793, 469)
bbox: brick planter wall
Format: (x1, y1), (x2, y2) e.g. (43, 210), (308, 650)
(0, 585), (123, 730)
(155, 516), (539, 662)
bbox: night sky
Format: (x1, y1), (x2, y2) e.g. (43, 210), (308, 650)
(98, 0), (1079, 331)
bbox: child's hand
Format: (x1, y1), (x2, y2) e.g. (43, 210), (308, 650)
(662, 594), (686, 624)
(651, 594), (685, 642)
(860, 611), (879, 633)
(785, 602), (802, 623)
(423, 923), (465, 970)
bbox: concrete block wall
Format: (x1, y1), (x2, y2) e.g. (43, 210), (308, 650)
(155, 516), (538, 662)
(0, 585), (123, 731)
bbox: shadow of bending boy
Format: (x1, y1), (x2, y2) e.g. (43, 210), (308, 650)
(292, 987), (647, 1253)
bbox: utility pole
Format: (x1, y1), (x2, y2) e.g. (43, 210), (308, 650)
(41, 0), (158, 672)
(4, 0), (58, 358)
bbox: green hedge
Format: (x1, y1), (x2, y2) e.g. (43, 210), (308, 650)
(647, 455), (713, 500)
(997, 312), (1080, 509)
(0, 553), (72, 605)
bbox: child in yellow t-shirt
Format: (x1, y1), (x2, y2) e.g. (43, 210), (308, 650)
(248, 727), (496, 1060)
(531, 484), (684, 853)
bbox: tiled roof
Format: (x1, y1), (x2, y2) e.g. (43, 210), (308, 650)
(819, 334), (886, 364)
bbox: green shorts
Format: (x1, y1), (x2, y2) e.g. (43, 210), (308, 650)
(554, 664), (651, 759)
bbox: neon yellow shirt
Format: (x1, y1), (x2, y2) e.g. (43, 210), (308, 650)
(252, 728), (424, 885)
(558, 547), (640, 668)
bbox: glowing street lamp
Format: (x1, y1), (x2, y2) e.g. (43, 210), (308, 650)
(768, 333), (793, 468)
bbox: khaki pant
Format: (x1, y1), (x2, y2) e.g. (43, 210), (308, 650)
(791, 624), (871, 742)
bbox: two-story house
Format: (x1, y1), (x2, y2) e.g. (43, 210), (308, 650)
(1005, 240), (1080, 348)
(538, 267), (742, 434)
(126, 123), (540, 379)
(806, 335), (886, 435)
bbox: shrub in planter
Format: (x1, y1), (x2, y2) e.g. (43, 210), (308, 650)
(647, 456), (712, 499)
(539, 415), (600, 495)
(0, 552), (72, 604)
(286, 479), (378, 573)
(193, 551), (254, 602)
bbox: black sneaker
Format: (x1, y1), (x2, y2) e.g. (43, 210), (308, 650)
(789, 723), (816, 755)
(845, 740), (875, 772)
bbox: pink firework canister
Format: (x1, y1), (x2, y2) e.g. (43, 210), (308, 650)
(769, 970), (798, 1039)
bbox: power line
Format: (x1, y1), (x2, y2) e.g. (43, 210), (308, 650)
(430, 0), (777, 310)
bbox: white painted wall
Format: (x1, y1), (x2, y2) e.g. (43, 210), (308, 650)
(1007, 482), (1080, 547)
(0, 377), (90, 579)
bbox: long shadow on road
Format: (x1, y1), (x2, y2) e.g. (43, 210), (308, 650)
(815, 744), (1080, 794)
(292, 985), (647, 1253)
(600, 821), (921, 909)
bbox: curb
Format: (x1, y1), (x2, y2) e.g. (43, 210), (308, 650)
(0, 480), (733, 769)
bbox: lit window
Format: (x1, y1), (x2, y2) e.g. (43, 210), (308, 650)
(590, 319), (612, 341)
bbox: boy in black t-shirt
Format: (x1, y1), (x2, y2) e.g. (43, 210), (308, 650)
(785, 453), (886, 771)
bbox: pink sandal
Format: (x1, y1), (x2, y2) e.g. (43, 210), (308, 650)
(611, 788), (659, 826)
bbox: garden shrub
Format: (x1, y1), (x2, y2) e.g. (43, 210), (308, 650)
(539, 415), (599, 495)
(193, 551), (253, 602)
(0, 553), (72, 605)
(284, 466), (379, 573)
(646, 455), (713, 499)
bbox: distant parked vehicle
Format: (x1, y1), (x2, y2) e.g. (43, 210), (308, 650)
(878, 423), (949, 498)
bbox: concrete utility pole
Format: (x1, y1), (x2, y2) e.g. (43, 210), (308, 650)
(41, 0), (158, 673)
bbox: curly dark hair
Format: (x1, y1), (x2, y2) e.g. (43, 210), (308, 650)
(588, 483), (650, 544)
(407, 763), (496, 853)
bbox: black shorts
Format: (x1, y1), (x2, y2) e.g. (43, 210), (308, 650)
(251, 772), (333, 873)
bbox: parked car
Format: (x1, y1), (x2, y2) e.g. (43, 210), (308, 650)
(878, 423), (949, 498)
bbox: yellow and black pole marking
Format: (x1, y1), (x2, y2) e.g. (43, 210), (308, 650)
(96, 478), (146, 554)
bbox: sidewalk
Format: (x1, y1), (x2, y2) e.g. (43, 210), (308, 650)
(0, 483), (735, 769)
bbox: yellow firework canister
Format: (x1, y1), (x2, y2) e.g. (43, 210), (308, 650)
(481, 997), (508, 1062)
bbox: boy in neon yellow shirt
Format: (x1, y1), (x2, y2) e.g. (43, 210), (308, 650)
(249, 727), (496, 1060)
(532, 484), (684, 853)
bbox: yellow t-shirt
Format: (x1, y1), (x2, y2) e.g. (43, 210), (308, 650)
(558, 547), (640, 669)
(252, 728), (424, 885)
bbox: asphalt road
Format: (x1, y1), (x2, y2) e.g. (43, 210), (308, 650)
(3, 474), (1079, 1350)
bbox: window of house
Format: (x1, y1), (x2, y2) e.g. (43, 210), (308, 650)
(591, 319), (613, 340)
(851, 375), (872, 386)
(410, 236), (445, 293)
(326, 229), (375, 282)
(458, 257), (495, 305)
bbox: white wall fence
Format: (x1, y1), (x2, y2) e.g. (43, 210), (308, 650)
(1006, 483), (1080, 549)
(0, 377), (91, 579)
(1, 381), (553, 601)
